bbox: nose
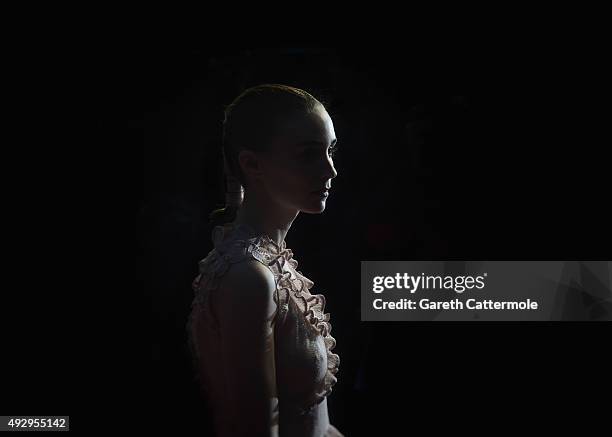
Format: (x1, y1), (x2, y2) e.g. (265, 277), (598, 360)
(322, 155), (338, 182)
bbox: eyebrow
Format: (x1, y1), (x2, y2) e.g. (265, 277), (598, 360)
(297, 139), (338, 147)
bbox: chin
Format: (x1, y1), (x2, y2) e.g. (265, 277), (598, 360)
(301, 201), (327, 214)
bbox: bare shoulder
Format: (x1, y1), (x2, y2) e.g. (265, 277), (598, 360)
(215, 259), (277, 319)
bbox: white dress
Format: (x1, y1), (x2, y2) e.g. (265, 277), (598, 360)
(187, 222), (343, 437)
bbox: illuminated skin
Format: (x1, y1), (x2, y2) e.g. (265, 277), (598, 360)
(233, 104), (338, 247)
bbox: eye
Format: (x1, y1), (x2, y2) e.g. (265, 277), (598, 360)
(328, 145), (338, 157)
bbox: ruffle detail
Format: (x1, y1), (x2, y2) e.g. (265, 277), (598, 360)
(264, 245), (340, 413)
(287, 271), (340, 413)
(191, 223), (287, 309)
(190, 222), (340, 412)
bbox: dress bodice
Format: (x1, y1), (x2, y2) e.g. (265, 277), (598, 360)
(186, 222), (341, 436)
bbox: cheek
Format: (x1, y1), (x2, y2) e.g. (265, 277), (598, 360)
(265, 164), (309, 198)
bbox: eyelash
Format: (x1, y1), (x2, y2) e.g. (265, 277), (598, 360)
(303, 145), (338, 158)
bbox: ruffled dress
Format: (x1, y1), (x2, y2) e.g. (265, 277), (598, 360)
(186, 222), (342, 437)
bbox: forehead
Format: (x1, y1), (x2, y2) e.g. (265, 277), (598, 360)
(274, 107), (336, 145)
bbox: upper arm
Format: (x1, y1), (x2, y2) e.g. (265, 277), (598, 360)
(214, 259), (279, 436)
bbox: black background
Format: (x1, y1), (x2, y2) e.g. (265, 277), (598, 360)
(4, 43), (608, 434)
(132, 47), (610, 435)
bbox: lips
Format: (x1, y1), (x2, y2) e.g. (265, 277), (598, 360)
(311, 188), (330, 195)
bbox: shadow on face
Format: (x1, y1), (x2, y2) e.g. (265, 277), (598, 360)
(259, 106), (338, 214)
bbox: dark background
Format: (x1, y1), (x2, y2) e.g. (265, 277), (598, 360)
(129, 47), (610, 435)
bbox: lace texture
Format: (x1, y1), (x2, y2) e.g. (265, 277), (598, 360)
(189, 223), (340, 413)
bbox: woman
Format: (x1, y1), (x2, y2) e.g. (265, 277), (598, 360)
(187, 84), (344, 436)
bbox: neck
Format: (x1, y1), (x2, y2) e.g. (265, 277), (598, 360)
(233, 188), (299, 248)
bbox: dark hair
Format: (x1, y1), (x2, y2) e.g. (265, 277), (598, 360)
(209, 84), (325, 226)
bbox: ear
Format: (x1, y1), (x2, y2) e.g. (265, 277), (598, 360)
(237, 149), (263, 184)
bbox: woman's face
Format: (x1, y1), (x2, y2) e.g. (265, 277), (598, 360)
(253, 105), (339, 214)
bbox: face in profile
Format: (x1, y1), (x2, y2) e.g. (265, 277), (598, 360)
(244, 104), (339, 214)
